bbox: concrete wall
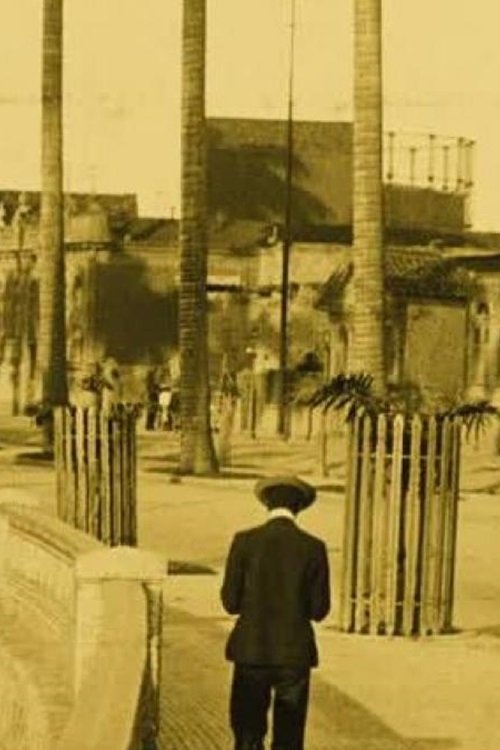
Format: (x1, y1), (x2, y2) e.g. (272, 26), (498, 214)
(0, 502), (165, 750)
(0, 640), (49, 750)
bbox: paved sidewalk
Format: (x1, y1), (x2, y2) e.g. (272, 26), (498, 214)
(152, 466), (500, 750)
(163, 570), (500, 750)
(160, 607), (425, 750)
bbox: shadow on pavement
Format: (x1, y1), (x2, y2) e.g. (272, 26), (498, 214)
(160, 608), (458, 750)
(474, 623), (500, 638)
(314, 482), (345, 493)
(407, 742), (458, 749)
(167, 561), (217, 575)
(143, 466), (265, 481)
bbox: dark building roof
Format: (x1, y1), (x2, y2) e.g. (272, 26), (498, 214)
(464, 231), (500, 249)
(315, 246), (475, 314)
(123, 218), (179, 245)
(123, 217), (268, 252)
(385, 247), (475, 300)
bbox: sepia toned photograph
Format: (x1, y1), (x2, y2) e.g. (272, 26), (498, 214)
(0, 1), (499, 749)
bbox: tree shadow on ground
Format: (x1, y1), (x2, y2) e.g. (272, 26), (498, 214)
(473, 623), (500, 638)
(140, 451), (179, 463)
(407, 743), (457, 749)
(167, 560), (217, 575)
(311, 677), (459, 750)
(14, 450), (53, 464)
(142, 465), (265, 482)
(314, 482), (345, 493)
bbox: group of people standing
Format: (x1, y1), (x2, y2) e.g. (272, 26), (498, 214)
(145, 364), (240, 435)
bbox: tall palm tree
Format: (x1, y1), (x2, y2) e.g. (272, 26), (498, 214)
(38, 0), (68, 424)
(349, 0), (386, 393)
(179, 0), (218, 474)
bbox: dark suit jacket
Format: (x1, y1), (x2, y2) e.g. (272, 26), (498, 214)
(221, 518), (331, 668)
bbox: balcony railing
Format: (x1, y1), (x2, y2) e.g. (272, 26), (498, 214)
(384, 131), (474, 195)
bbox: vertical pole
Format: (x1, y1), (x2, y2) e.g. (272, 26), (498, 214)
(370, 413), (388, 634)
(129, 410), (138, 546)
(386, 131), (395, 182)
(420, 416), (437, 635)
(443, 421), (461, 631)
(39, 0), (68, 411)
(465, 140), (475, 191)
(350, 0), (386, 390)
(75, 407), (87, 531)
(339, 414), (362, 632)
(402, 415), (422, 635)
(53, 405), (66, 519)
(385, 414), (404, 635)
(12, 204), (24, 417)
(63, 407), (75, 525)
(100, 410), (111, 545)
(464, 140), (475, 227)
(436, 419), (452, 632)
(427, 134), (436, 186)
(277, 0), (297, 437)
(409, 147), (417, 186)
(354, 415), (374, 633)
(442, 145), (450, 192)
(87, 406), (99, 538)
(456, 137), (464, 192)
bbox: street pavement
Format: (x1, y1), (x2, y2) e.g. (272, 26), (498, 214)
(152, 478), (500, 750)
(1, 421), (500, 749)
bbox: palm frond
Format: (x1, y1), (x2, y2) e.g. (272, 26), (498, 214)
(307, 373), (500, 437)
(305, 372), (379, 421)
(441, 399), (500, 440)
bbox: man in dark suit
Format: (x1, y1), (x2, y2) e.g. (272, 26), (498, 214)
(221, 475), (331, 750)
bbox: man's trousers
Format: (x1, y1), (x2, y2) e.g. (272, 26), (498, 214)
(230, 663), (310, 750)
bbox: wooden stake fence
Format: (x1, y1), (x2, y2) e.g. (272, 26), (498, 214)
(339, 411), (461, 636)
(54, 405), (138, 546)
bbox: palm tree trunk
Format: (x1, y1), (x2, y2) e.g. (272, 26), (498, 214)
(350, 0), (386, 393)
(179, 0), (218, 474)
(39, 0), (68, 427)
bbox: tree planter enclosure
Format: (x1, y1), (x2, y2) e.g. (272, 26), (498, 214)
(339, 411), (461, 636)
(54, 404), (138, 546)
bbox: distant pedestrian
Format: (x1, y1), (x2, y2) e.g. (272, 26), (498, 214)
(158, 385), (173, 430)
(217, 369), (239, 465)
(101, 358), (121, 412)
(221, 475), (331, 750)
(145, 368), (160, 430)
(168, 387), (180, 431)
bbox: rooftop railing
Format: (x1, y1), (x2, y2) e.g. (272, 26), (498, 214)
(384, 131), (474, 195)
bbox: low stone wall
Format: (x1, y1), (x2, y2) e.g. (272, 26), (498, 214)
(0, 640), (49, 750)
(0, 502), (165, 750)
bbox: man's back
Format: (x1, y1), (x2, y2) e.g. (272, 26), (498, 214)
(221, 517), (330, 667)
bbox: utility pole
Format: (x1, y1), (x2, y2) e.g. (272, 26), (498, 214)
(277, 0), (297, 437)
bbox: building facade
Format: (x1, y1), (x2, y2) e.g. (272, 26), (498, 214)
(0, 118), (496, 432)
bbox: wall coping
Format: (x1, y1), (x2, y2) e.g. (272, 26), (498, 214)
(76, 547), (165, 582)
(0, 503), (101, 562)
